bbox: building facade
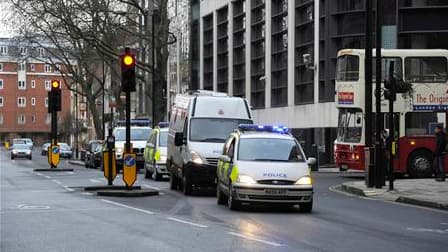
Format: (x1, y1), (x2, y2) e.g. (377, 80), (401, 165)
(196, 0), (448, 165)
(0, 39), (72, 145)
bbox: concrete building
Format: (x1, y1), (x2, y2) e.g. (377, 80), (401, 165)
(0, 39), (72, 145)
(195, 0), (448, 165)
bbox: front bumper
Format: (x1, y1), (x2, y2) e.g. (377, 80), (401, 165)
(185, 162), (217, 187)
(155, 163), (169, 175)
(232, 184), (313, 204)
(12, 152), (31, 158)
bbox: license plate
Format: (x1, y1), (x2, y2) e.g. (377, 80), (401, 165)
(265, 189), (287, 195)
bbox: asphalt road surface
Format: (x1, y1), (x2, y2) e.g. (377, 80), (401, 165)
(1, 147), (447, 252)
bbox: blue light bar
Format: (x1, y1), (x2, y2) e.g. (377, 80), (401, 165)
(238, 124), (289, 133)
(157, 122), (169, 128)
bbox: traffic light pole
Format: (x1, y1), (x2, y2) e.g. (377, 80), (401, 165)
(388, 98), (394, 190)
(374, 0), (385, 188)
(125, 90), (131, 154)
(51, 105), (58, 168)
(365, 0), (374, 187)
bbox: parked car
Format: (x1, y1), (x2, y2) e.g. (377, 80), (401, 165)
(41, 142), (51, 155)
(59, 143), (73, 159)
(84, 140), (104, 168)
(11, 143), (32, 160)
(87, 144), (104, 169)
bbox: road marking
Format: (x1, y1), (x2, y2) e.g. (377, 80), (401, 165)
(52, 179), (62, 185)
(406, 227), (448, 234)
(441, 223), (448, 225)
(66, 172), (74, 175)
(35, 172), (43, 176)
(81, 192), (94, 196)
(227, 232), (283, 247)
(44, 175), (51, 179)
(166, 217), (208, 228)
(63, 186), (75, 192)
(101, 199), (155, 215)
(143, 184), (161, 190)
(17, 204), (50, 210)
(89, 179), (102, 183)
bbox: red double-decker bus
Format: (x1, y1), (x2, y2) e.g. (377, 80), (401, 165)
(334, 49), (448, 178)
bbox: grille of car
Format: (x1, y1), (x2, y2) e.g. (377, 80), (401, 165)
(133, 148), (145, 154)
(205, 158), (219, 166)
(257, 180), (295, 185)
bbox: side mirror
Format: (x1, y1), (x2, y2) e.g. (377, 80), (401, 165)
(219, 155), (231, 163)
(174, 132), (184, 146)
(307, 157), (317, 165)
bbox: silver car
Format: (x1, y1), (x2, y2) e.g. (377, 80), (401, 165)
(11, 143), (32, 160)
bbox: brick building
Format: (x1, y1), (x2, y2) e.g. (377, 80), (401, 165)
(0, 39), (72, 145)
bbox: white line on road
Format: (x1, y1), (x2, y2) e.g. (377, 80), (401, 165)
(81, 192), (94, 195)
(101, 199), (155, 215)
(66, 172), (74, 175)
(63, 186), (74, 192)
(44, 175), (51, 179)
(35, 172), (43, 176)
(52, 180), (62, 185)
(227, 232), (283, 247)
(166, 217), (208, 228)
(143, 184), (161, 190)
(89, 179), (102, 183)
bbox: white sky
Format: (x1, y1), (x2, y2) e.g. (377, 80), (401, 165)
(0, 0), (16, 38)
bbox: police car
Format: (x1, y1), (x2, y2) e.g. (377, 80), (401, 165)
(216, 124), (316, 212)
(144, 122), (169, 180)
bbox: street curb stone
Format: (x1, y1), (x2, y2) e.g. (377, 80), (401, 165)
(68, 160), (84, 166)
(96, 189), (159, 197)
(341, 184), (367, 197)
(396, 196), (448, 210)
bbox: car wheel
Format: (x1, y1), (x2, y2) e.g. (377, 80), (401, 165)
(408, 150), (433, 178)
(29, 155), (32, 160)
(11, 155), (14, 160)
(182, 172), (192, 195)
(145, 166), (152, 179)
(217, 184), (227, 205)
(299, 200), (313, 213)
(153, 162), (162, 181)
(227, 183), (241, 210)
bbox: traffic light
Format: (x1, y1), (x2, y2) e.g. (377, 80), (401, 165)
(120, 48), (136, 92)
(384, 62), (397, 102)
(48, 80), (61, 113)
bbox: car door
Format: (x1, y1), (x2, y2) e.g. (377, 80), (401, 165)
(219, 136), (236, 186)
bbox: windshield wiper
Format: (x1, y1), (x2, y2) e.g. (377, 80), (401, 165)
(199, 138), (226, 142)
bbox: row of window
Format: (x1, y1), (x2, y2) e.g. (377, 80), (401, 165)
(0, 46), (46, 56)
(0, 62), (59, 72)
(0, 114), (57, 125)
(0, 79), (60, 90)
(0, 96), (49, 107)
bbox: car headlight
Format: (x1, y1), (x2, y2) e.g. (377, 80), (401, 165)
(237, 175), (256, 184)
(295, 176), (312, 185)
(191, 151), (204, 164)
(116, 147), (123, 155)
(12, 150), (18, 154)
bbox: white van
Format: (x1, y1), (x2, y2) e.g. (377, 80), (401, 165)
(167, 90), (253, 195)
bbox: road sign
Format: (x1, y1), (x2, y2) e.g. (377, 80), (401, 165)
(103, 151), (117, 182)
(48, 144), (60, 167)
(123, 153), (137, 188)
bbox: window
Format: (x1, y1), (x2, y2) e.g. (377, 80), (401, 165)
(19, 47), (27, 55)
(18, 63), (25, 71)
(17, 97), (26, 107)
(17, 114), (26, 124)
(44, 64), (51, 72)
(238, 138), (305, 162)
(31, 80), (35, 88)
(0, 79), (3, 89)
(18, 81), (26, 89)
(45, 98), (48, 107)
(0, 46), (7, 55)
(45, 80), (51, 90)
(31, 115), (36, 123)
(31, 97), (36, 106)
(405, 57), (447, 83)
(336, 55), (360, 82)
(30, 64), (35, 71)
(405, 112), (442, 136)
(0, 96), (3, 106)
(372, 57), (403, 81)
(0, 114), (3, 125)
(0, 63), (3, 71)
(38, 47), (45, 56)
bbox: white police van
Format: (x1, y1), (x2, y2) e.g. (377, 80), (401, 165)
(216, 124), (316, 212)
(167, 90), (253, 195)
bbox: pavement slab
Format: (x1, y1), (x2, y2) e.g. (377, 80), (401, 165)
(341, 179), (448, 210)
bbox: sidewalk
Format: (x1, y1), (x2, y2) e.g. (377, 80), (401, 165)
(68, 159), (84, 166)
(341, 179), (448, 211)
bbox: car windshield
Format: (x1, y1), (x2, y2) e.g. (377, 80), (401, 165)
(190, 118), (253, 143)
(13, 144), (29, 149)
(60, 145), (71, 150)
(337, 108), (363, 143)
(159, 131), (168, 147)
(114, 128), (152, 141)
(13, 139), (27, 145)
(238, 138), (306, 162)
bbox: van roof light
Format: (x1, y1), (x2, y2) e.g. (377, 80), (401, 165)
(238, 124), (289, 134)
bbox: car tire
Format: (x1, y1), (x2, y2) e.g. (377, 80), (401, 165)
(29, 155), (32, 160)
(408, 150), (433, 178)
(217, 184), (227, 205)
(227, 183), (241, 210)
(182, 172), (192, 195)
(153, 162), (162, 181)
(11, 155), (14, 160)
(299, 200), (313, 213)
(145, 166), (152, 179)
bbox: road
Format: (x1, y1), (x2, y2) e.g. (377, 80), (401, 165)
(1, 147), (447, 252)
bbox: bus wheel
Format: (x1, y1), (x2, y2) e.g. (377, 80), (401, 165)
(408, 150), (433, 178)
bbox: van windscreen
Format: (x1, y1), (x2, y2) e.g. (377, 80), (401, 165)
(190, 118), (252, 143)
